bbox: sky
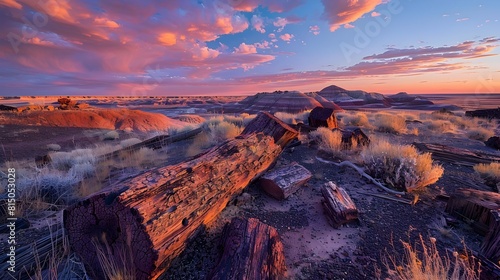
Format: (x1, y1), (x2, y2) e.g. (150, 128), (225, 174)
(0, 0), (499, 96)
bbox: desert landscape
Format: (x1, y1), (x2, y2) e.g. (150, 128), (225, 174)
(1, 86), (500, 280)
(1, 1), (500, 279)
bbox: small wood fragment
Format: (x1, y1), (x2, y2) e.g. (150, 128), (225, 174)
(321, 181), (359, 228)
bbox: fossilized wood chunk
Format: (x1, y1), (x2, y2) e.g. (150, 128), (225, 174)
(209, 217), (287, 280)
(321, 181), (358, 228)
(259, 162), (312, 200)
(481, 210), (500, 264)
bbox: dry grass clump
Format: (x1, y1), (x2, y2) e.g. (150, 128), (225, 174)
(466, 127), (494, 141)
(361, 138), (444, 192)
(339, 111), (372, 128)
(309, 127), (343, 154)
(275, 111), (310, 124)
(474, 162), (500, 191)
(373, 113), (407, 134)
(425, 119), (458, 133)
(383, 235), (481, 280)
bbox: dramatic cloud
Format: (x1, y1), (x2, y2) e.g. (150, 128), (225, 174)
(224, 0), (304, 13)
(321, 0), (385, 31)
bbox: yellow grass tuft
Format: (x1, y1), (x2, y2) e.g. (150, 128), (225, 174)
(309, 127), (342, 153)
(383, 235), (481, 280)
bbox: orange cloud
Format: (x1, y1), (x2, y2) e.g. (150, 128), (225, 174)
(158, 32), (177, 46)
(94, 17), (119, 28)
(280, 33), (294, 42)
(0, 0), (22, 9)
(322, 0), (385, 31)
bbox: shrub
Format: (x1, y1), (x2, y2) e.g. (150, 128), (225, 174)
(208, 121), (242, 144)
(373, 113), (407, 134)
(274, 111), (310, 124)
(119, 138), (143, 148)
(50, 149), (97, 170)
(309, 127), (342, 153)
(361, 139), (444, 192)
(341, 111), (371, 128)
(425, 120), (457, 133)
(383, 235), (481, 280)
(102, 130), (119, 140)
(474, 162), (500, 191)
(466, 127), (494, 141)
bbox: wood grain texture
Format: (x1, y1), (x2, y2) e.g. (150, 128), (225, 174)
(321, 181), (358, 228)
(209, 217), (287, 280)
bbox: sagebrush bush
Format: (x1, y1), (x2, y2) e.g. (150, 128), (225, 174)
(474, 162), (500, 191)
(341, 111), (372, 128)
(361, 139), (444, 192)
(50, 149), (97, 170)
(309, 127), (342, 153)
(373, 113), (407, 134)
(102, 130), (119, 140)
(425, 119), (457, 133)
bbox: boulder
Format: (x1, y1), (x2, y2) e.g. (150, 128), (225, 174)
(485, 136), (500, 150)
(308, 106), (338, 129)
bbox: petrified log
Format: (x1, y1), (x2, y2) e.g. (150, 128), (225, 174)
(209, 217), (287, 280)
(481, 210), (500, 264)
(308, 106), (338, 129)
(445, 188), (500, 235)
(63, 112), (297, 280)
(333, 127), (370, 148)
(0, 104), (17, 111)
(321, 181), (358, 228)
(259, 162), (312, 200)
(413, 142), (500, 167)
(465, 108), (500, 119)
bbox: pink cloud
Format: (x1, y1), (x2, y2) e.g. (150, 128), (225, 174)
(273, 16), (303, 32)
(321, 0), (385, 31)
(371, 11), (381, 17)
(225, 0), (304, 13)
(94, 17), (120, 28)
(456, 18), (470, 22)
(251, 15), (266, 33)
(344, 23), (355, 29)
(234, 43), (257, 54)
(280, 33), (294, 42)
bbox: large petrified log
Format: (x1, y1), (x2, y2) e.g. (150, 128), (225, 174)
(308, 106), (338, 129)
(259, 162), (312, 200)
(481, 210), (500, 264)
(209, 217), (287, 280)
(321, 181), (358, 228)
(445, 188), (500, 235)
(413, 142), (500, 167)
(63, 112), (297, 280)
(333, 127), (370, 148)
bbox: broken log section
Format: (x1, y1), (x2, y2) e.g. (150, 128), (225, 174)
(445, 188), (500, 236)
(481, 210), (500, 264)
(209, 217), (287, 280)
(63, 112), (297, 280)
(321, 181), (359, 228)
(259, 162), (312, 200)
(413, 142), (500, 167)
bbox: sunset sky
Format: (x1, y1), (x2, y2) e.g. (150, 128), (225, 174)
(1, 0), (499, 96)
